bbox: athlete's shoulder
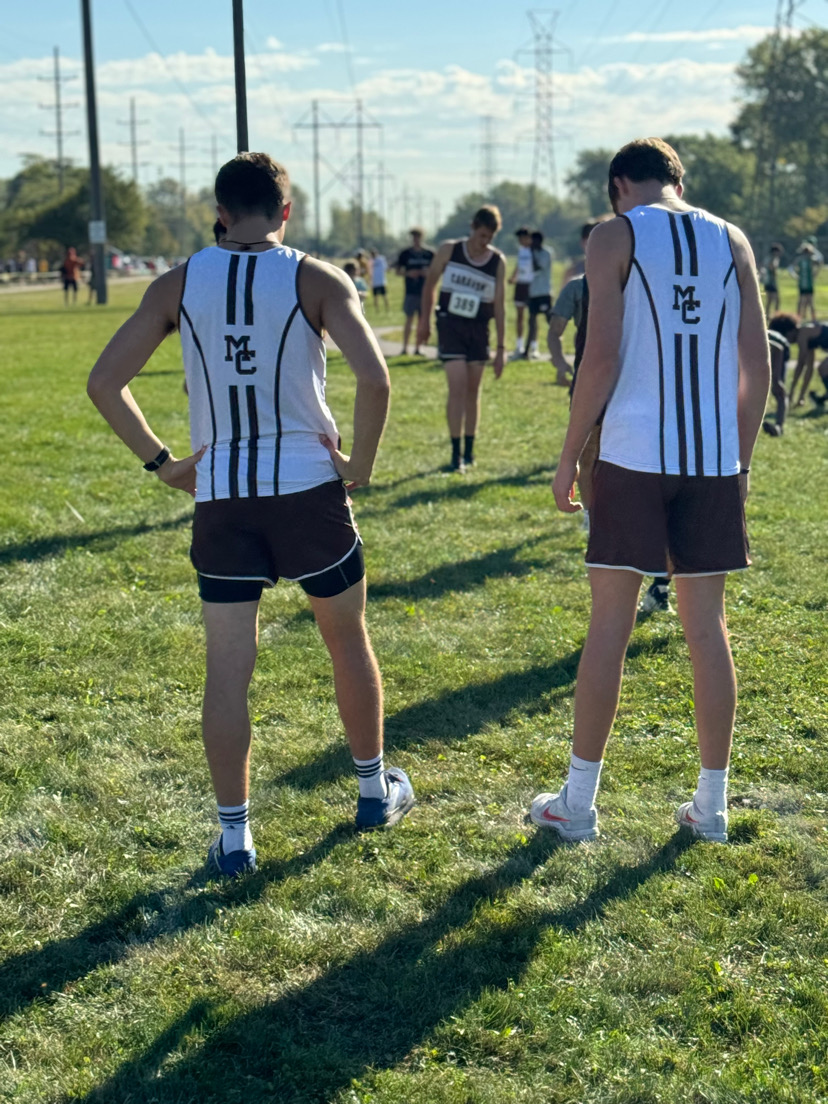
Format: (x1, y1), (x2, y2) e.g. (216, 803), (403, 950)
(140, 264), (186, 327)
(298, 255), (353, 295)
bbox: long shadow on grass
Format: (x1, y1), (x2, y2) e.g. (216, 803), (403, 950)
(78, 831), (692, 1104)
(0, 822), (355, 1025)
(271, 635), (671, 793)
(0, 514), (192, 567)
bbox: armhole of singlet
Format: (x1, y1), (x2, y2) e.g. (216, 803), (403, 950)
(295, 254), (323, 338)
(619, 215), (634, 291)
(724, 225), (738, 287)
(176, 258), (190, 331)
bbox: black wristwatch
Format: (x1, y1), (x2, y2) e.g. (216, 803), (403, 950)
(143, 446), (171, 471)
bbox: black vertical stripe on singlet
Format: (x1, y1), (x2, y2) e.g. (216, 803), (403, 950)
(631, 259), (666, 472)
(674, 334), (688, 477)
(244, 254), (257, 326)
(273, 303), (300, 495)
(179, 304), (217, 499)
(228, 385), (242, 498)
(668, 214), (683, 275)
(246, 385), (259, 498)
(681, 214), (698, 277)
(688, 333), (704, 475)
(713, 302), (727, 475)
(226, 254), (240, 325)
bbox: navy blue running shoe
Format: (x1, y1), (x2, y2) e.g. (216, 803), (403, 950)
(355, 768), (416, 830)
(207, 835), (257, 879)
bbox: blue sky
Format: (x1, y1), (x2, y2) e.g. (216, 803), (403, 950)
(3, 1), (824, 232)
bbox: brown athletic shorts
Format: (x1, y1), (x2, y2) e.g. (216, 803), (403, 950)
(436, 312), (490, 363)
(190, 479), (363, 602)
(586, 461), (750, 577)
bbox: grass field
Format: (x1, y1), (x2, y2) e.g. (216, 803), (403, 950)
(0, 270), (827, 1104)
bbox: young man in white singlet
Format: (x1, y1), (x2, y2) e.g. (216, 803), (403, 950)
(417, 205), (507, 471)
(88, 153), (414, 878)
(370, 248), (388, 313)
(531, 138), (769, 844)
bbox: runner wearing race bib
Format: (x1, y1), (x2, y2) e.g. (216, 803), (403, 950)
(418, 206), (507, 471)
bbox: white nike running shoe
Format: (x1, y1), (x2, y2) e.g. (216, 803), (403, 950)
(676, 800), (728, 843)
(529, 784), (599, 841)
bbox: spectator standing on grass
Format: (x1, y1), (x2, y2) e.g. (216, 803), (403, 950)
(508, 227), (534, 359)
(344, 261), (369, 312)
(370, 248), (388, 313)
(525, 231), (553, 360)
(762, 242), (783, 316)
(395, 228), (434, 356)
(60, 246), (82, 306)
(531, 137), (769, 844)
(88, 152), (415, 879)
(791, 241), (822, 322)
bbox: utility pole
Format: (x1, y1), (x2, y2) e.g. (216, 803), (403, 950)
(432, 200), (442, 235)
(80, 0), (107, 304)
(39, 46), (79, 194)
(117, 97), (149, 184)
(232, 0), (249, 152)
(294, 100), (382, 250)
(210, 134), (219, 179)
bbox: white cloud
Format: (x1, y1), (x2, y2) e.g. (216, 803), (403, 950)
(604, 25), (772, 45)
(266, 36), (283, 51)
(316, 43), (351, 54)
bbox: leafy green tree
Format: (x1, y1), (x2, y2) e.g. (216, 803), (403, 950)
(664, 134), (755, 225)
(565, 149), (615, 216)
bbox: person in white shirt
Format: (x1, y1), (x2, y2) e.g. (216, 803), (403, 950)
(508, 227), (533, 358)
(531, 137), (769, 845)
(370, 248), (388, 313)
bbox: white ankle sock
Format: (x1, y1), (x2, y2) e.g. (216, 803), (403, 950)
(694, 766), (729, 817)
(566, 753), (603, 812)
(354, 753), (388, 799)
(218, 801), (254, 853)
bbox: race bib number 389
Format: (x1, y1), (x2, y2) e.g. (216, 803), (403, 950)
(447, 291), (480, 319)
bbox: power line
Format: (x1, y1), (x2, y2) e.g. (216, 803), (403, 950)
(335, 0), (358, 94)
(122, 0), (231, 143)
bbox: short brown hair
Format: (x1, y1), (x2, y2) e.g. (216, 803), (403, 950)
(215, 152), (290, 219)
(472, 205), (502, 233)
(608, 138), (684, 206)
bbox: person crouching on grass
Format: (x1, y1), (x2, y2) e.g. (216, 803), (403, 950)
(88, 152), (415, 879)
(530, 138), (769, 844)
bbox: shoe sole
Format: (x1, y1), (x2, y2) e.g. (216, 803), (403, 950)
(357, 793), (416, 831)
(529, 810), (599, 841)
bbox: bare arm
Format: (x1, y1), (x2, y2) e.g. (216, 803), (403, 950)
(300, 259), (390, 487)
(417, 241), (453, 346)
(547, 313), (571, 376)
(492, 255), (506, 377)
(729, 225), (771, 477)
(552, 219), (629, 511)
(86, 268), (203, 495)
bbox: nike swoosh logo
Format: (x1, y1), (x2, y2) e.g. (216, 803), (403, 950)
(542, 810), (569, 822)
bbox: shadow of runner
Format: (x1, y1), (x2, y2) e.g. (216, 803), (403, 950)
(77, 832), (692, 1104)
(0, 515), (192, 567)
(0, 823), (355, 1025)
(271, 636), (670, 793)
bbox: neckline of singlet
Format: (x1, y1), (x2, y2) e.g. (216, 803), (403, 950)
(461, 240), (495, 268)
(215, 243), (282, 255)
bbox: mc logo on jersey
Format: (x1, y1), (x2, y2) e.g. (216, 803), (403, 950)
(224, 334), (257, 374)
(672, 285), (701, 325)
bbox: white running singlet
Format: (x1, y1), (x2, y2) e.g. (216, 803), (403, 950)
(179, 245), (339, 502)
(516, 245), (534, 285)
(371, 255), (388, 288)
(600, 204), (742, 478)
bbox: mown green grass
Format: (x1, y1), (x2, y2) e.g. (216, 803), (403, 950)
(0, 274), (827, 1104)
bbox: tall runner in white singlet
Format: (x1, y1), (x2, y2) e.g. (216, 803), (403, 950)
(88, 153), (415, 878)
(418, 205), (507, 471)
(530, 139), (769, 845)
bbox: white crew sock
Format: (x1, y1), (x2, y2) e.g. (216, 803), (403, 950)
(353, 753), (388, 799)
(694, 766), (729, 817)
(565, 752), (603, 812)
(217, 801), (254, 853)
(529, 340), (539, 354)
(515, 338), (525, 353)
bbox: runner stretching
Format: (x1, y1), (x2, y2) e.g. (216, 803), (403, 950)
(418, 206), (506, 471)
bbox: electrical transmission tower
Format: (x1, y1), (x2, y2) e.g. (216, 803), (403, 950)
(475, 116), (511, 194)
(118, 97), (149, 184)
(38, 47), (79, 194)
(294, 100), (382, 251)
(516, 10), (569, 212)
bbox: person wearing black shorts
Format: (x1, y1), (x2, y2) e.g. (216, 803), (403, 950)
(395, 228), (434, 355)
(788, 319), (828, 407)
(88, 152), (414, 878)
(418, 205), (507, 471)
(525, 230), (553, 359)
(762, 313), (798, 434)
(533, 138), (769, 845)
